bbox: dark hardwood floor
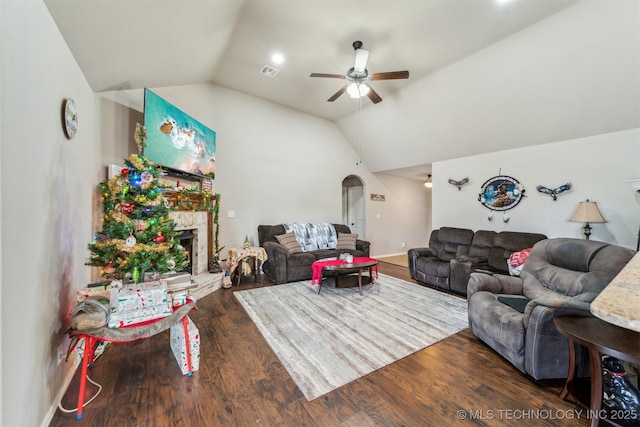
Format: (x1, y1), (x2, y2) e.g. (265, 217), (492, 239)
(51, 262), (589, 426)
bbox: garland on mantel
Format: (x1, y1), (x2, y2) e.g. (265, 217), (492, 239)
(166, 189), (221, 254)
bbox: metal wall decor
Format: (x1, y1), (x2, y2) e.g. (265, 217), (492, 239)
(536, 183), (572, 201)
(448, 177), (469, 190)
(478, 175), (525, 212)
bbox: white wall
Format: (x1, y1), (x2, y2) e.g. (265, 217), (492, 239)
(432, 129), (640, 249)
(370, 173), (432, 255)
(1, 1), (100, 426)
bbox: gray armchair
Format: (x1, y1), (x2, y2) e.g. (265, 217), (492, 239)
(467, 238), (634, 380)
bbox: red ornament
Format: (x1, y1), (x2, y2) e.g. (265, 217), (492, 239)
(122, 203), (134, 214)
(121, 168), (129, 176)
(154, 233), (165, 243)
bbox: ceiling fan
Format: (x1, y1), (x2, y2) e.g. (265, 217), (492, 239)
(310, 41), (409, 104)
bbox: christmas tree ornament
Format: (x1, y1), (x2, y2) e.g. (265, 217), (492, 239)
(104, 265), (116, 274)
(137, 195), (147, 203)
(121, 168), (129, 176)
(155, 233), (165, 243)
(141, 172), (153, 183)
(167, 259), (176, 270)
(125, 233), (137, 247)
(132, 267), (140, 283)
(130, 174), (142, 189)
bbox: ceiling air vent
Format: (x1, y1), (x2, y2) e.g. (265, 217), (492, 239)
(260, 65), (280, 78)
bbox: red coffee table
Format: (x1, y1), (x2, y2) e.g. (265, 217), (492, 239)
(311, 257), (378, 296)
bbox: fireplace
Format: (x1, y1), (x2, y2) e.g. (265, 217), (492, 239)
(176, 229), (194, 274)
(168, 211), (222, 298)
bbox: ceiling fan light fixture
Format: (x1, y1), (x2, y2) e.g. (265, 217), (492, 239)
(424, 173), (433, 188)
(347, 82), (370, 98)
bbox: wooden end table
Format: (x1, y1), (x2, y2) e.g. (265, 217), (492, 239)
(227, 246), (267, 287)
(553, 315), (640, 427)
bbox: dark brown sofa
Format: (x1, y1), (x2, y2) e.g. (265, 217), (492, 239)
(258, 224), (370, 284)
(408, 227), (547, 297)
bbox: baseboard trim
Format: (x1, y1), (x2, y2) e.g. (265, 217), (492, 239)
(41, 351), (81, 427)
(372, 252), (407, 258)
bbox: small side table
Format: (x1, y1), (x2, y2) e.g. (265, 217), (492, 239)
(227, 246), (267, 287)
(554, 315), (640, 427)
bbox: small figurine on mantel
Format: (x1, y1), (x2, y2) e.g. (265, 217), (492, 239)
(244, 235), (251, 249)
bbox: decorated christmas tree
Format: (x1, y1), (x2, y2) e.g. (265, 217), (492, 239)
(86, 125), (188, 283)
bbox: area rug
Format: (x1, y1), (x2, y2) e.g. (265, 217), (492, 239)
(234, 274), (468, 400)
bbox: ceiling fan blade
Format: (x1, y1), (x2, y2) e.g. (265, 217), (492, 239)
(366, 86), (382, 104)
(310, 73), (346, 79)
(327, 85), (348, 102)
(354, 49), (369, 73)
(370, 70), (410, 80)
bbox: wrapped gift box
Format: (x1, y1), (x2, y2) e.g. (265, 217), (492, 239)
(170, 290), (189, 307)
(108, 302), (173, 328)
(110, 280), (169, 312)
(170, 316), (200, 375)
(76, 287), (110, 302)
(76, 284), (110, 302)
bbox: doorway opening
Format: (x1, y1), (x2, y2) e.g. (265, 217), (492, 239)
(342, 175), (366, 239)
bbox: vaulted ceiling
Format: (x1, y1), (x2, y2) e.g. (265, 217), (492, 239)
(45, 0), (639, 180)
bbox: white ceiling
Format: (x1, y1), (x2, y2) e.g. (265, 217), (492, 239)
(46, 0), (636, 181)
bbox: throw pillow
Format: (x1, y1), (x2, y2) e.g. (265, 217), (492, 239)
(509, 248), (532, 267)
(275, 232), (303, 254)
(336, 232), (357, 251)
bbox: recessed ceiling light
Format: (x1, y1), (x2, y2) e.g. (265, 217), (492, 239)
(271, 53), (284, 64)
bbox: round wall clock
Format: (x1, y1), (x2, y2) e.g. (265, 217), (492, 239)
(63, 98), (78, 139)
(478, 175), (525, 211)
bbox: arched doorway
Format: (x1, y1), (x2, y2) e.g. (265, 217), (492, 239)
(342, 175), (366, 239)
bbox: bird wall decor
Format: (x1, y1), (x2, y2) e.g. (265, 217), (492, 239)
(536, 183), (572, 201)
(448, 177), (469, 190)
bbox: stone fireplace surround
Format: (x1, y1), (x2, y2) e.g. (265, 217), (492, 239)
(168, 211), (223, 299)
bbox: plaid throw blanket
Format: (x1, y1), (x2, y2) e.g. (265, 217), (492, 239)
(283, 223), (337, 251)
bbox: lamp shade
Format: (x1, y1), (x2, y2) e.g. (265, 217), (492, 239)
(570, 200), (607, 223)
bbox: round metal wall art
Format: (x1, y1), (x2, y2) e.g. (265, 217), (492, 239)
(478, 175), (525, 211)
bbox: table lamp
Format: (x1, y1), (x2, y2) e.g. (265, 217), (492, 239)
(570, 199), (607, 240)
